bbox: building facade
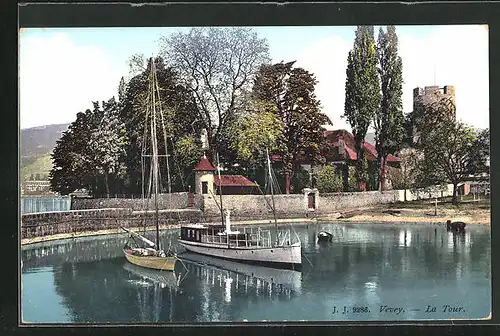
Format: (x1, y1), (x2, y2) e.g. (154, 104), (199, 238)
(193, 155), (258, 195)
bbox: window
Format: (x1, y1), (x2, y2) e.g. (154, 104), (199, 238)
(202, 181), (208, 194)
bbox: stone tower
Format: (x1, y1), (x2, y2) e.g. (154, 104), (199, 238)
(411, 85), (456, 144)
(193, 154), (216, 195)
(413, 85), (456, 116)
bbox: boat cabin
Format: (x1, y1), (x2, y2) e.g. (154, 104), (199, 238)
(180, 223), (252, 247)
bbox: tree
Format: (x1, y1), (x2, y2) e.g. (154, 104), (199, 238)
(343, 26), (381, 191)
(410, 96), (456, 147)
(49, 112), (94, 195)
(375, 26), (404, 191)
(418, 106), (482, 205)
(87, 98), (129, 198)
(389, 147), (422, 201)
(233, 100), (283, 165)
(49, 98), (130, 197)
(173, 135), (204, 190)
(473, 128), (490, 174)
(315, 165), (343, 193)
(159, 27), (271, 161)
(119, 56), (202, 194)
(252, 61), (332, 194)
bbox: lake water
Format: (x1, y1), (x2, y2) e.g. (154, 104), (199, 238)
(20, 222), (491, 323)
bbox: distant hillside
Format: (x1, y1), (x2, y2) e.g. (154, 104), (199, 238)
(20, 123), (69, 182)
(20, 153), (53, 182)
(21, 123), (70, 159)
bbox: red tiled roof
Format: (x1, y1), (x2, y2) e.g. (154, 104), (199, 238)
(271, 154), (281, 162)
(214, 175), (257, 187)
(270, 129), (401, 164)
(326, 129), (401, 163)
(344, 146), (357, 161)
(194, 155), (216, 171)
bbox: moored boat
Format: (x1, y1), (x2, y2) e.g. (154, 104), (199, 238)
(123, 261), (181, 287)
(178, 150), (302, 269)
(317, 231), (334, 243)
(121, 57), (178, 272)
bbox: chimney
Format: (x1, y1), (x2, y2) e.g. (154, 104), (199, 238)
(338, 139), (345, 157)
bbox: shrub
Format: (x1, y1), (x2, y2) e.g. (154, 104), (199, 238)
(315, 165), (343, 193)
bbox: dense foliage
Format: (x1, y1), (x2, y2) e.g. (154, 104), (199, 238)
(119, 56), (202, 194)
(252, 61), (332, 193)
(374, 26), (405, 191)
(413, 98), (488, 204)
(49, 99), (128, 197)
(315, 165), (343, 193)
(343, 26), (381, 190)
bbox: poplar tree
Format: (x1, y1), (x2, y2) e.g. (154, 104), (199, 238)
(343, 26), (381, 190)
(375, 26), (404, 191)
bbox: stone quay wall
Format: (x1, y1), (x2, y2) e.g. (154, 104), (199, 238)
(200, 191), (398, 220)
(316, 191), (399, 214)
(71, 192), (204, 211)
(200, 184), (455, 220)
(23, 184), (454, 239)
(21, 208), (202, 240)
(200, 193), (304, 221)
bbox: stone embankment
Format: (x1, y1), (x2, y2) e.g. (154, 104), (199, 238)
(23, 184), (480, 244)
(21, 208), (202, 242)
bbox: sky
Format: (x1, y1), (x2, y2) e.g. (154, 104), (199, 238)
(19, 25), (489, 132)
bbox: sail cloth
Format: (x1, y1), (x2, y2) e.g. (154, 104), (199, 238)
(122, 227), (156, 248)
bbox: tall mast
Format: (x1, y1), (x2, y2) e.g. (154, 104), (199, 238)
(266, 148), (278, 246)
(150, 57), (160, 250)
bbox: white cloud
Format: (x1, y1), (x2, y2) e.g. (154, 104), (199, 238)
(19, 32), (125, 129)
(294, 25), (489, 131)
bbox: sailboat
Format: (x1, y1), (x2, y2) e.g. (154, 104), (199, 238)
(122, 57), (177, 271)
(178, 149), (302, 269)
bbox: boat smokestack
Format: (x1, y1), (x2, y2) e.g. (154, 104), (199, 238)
(225, 209), (231, 233)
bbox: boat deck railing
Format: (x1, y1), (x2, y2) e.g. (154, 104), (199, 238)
(201, 227), (274, 248)
(277, 229), (292, 246)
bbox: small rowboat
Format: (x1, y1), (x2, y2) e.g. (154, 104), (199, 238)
(317, 231), (333, 243)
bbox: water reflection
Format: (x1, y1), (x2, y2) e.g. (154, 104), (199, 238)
(123, 263), (184, 323)
(179, 252), (302, 295)
(399, 229), (412, 247)
(21, 223), (491, 322)
(180, 254), (301, 304)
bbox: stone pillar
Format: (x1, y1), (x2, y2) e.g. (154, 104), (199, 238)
(303, 188), (319, 212)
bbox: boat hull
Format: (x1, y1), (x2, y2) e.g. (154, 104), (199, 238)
(178, 239), (301, 268)
(123, 249), (177, 271)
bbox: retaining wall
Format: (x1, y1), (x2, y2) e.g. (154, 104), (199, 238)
(23, 184), (455, 239)
(21, 208), (202, 240)
(201, 194), (305, 220)
(71, 192), (204, 211)
(316, 191), (399, 214)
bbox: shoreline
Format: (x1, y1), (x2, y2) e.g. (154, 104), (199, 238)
(20, 209), (490, 246)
